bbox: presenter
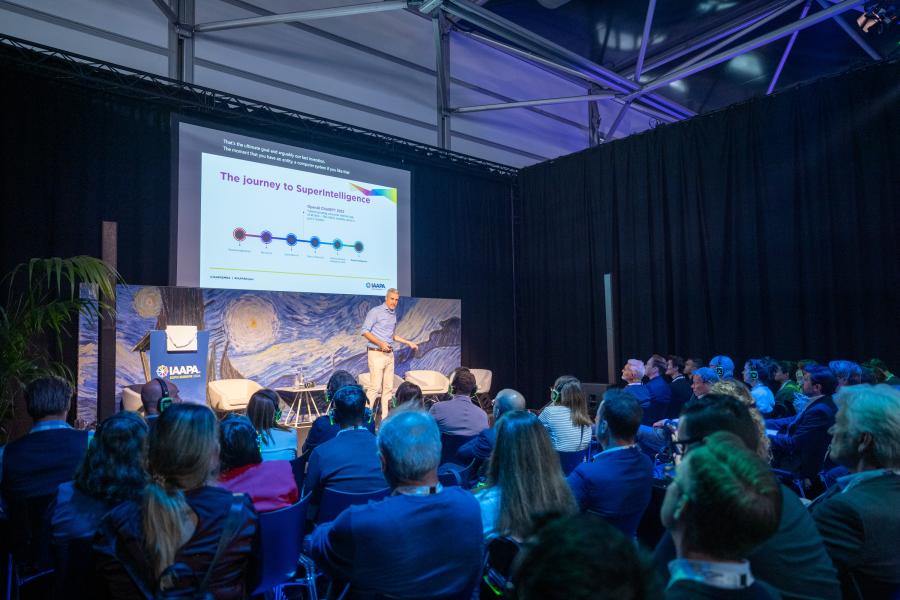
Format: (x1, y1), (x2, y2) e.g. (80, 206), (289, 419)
(361, 288), (418, 420)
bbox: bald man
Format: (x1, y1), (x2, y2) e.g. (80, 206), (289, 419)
(140, 378), (181, 422)
(455, 388), (526, 464)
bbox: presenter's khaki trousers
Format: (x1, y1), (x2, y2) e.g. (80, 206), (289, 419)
(365, 349), (394, 420)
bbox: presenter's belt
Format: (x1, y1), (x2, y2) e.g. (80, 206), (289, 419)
(368, 347), (393, 352)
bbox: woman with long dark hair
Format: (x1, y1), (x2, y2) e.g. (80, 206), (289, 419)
(247, 388), (297, 460)
(538, 376), (592, 451)
(94, 404), (257, 599)
(51, 411), (148, 543)
(218, 415), (298, 512)
(474, 410), (577, 540)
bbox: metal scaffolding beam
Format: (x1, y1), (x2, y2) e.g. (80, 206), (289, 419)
(150, 0), (177, 24)
(815, 0), (881, 60)
(193, 1), (409, 33)
(624, 0), (862, 102)
(440, 0), (695, 121)
(453, 92), (616, 113)
(168, 0), (194, 83)
(434, 12), (451, 149)
(607, 0), (656, 139)
(767, 0), (812, 95)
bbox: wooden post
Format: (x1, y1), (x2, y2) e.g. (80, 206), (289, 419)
(97, 221), (118, 422)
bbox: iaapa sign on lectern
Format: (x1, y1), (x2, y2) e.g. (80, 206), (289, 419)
(146, 329), (210, 404)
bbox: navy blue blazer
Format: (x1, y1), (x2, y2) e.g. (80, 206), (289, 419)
(622, 383), (652, 408)
(567, 446), (654, 538)
(301, 414), (376, 455)
(456, 427), (496, 464)
(1, 426), (88, 501)
(310, 487), (483, 599)
(645, 377), (672, 424)
(302, 429), (386, 505)
(667, 376), (693, 419)
(768, 395), (837, 480)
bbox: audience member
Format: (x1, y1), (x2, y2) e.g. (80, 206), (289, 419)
(309, 411), (482, 598)
(709, 355), (735, 379)
(1, 375), (89, 507)
(247, 388), (297, 460)
(51, 411), (148, 544)
(862, 358), (899, 385)
(773, 360), (800, 417)
(768, 364), (838, 487)
(709, 379), (771, 460)
(390, 381), (424, 413)
(684, 357), (704, 377)
(94, 404), (257, 599)
(621, 359), (651, 408)
(644, 354), (672, 424)
(567, 390), (653, 537)
(809, 384), (900, 598)
(654, 393), (840, 600)
(475, 411), (576, 540)
(538, 378), (591, 451)
(456, 388), (526, 464)
(511, 513), (661, 600)
(140, 378), (180, 423)
(217, 415), (298, 512)
(795, 359), (818, 386)
(691, 367), (719, 400)
(429, 368), (488, 437)
(829, 360), (862, 389)
(662, 431), (782, 599)
(303, 385), (386, 516)
(302, 370), (374, 454)
(743, 357), (776, 415)
(666, 355), (693, 419)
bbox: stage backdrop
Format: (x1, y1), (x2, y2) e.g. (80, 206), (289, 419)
(77, 284), (460, 425)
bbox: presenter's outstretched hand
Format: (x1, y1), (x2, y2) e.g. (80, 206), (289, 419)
(407, 341), (419, 352)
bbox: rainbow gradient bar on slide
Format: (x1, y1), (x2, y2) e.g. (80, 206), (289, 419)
(349, 183), (397, 203)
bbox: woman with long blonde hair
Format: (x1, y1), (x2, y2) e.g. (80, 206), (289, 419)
(474, 410), (577, 540)
(538, 376), (592, 451)
(94, 404), (258, 598)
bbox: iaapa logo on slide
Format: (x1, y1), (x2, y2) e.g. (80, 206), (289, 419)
(156, 364), (201, 379)
(365, 282), (386, 290)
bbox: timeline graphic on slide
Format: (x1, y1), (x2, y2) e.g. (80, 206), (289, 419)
(231, 227), (364, 253)
(198, 152), (397, 295)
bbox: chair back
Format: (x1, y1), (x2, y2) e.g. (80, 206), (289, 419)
(437, 470), (460, 488)
(557, 448), (590, 476)
(207, 378), (263, 411)
(480, 536), (521, 599)
(403, 370), (450, 394)
(440, 433), (476, 466)
(469, 369), (493, 395)
(249, 495), (309, 596)
(316, 487), (391, 524)
(52, 536), (94, 598)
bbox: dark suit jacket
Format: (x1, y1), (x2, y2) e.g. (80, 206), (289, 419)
(768, 395), (837, 480)
(303, 429), (386, 505)
(666, 580), (781, 599)
(567, 446), (653, 538)
(644, 377), (672, 424)
(774, 381), (800, 417)
(1, 427), (88, 501)
(654, 484), (840, 600)
(667, 376), (693, 419)
(809, 471), (900, 599)
(301, 414), (376, 455)
(622, 384), (652, 421)
(456, 427), (496, 464)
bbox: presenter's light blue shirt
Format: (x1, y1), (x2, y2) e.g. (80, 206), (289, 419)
(362, 303), (397, 350)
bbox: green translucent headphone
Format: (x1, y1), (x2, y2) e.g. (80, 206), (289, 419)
(551, 387), (561, 403)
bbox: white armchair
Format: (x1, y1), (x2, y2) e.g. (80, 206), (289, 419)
(121, 384), (144, 413)
(403, 370), (451, 399)
(469, 368), (493, 410)
(207, 378), (263, 412)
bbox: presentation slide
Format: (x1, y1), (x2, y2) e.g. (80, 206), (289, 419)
(174, 121), (411, 295)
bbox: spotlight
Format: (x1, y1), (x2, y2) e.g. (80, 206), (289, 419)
(856, 2), (898, 34)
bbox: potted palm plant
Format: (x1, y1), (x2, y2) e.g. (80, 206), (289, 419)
(0, 256), (117, 443)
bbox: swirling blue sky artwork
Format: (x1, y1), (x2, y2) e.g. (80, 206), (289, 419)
(78, 284), (461, 425)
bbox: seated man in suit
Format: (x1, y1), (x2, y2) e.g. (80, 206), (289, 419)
(773, 360), (800, 417)
(1, 376), (90, 572)
(644, 354), (672, 424)
(662, 431), (782, 599)
(567, 390), (653, 537)
(621, 358), (651, 410)
(456, 388), (526, 464)
(809, 384), (900, 599)
(665, 355), (693, 419)
(303, 385), (386, 518)
(709, 355), (735, 380)
(654, 394), (841, 600)
(429, 368), (488, 437)
(310, 410), (483, 598)
(768, 364), (838, 488)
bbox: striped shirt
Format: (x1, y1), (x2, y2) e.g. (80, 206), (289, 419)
(538, 405), (591, 451)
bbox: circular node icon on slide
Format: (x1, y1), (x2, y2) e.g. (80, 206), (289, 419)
(309, 236), (321, 249)
(286, 233), (298, 247)
(260, 230), (273, 244)
(354, 241), (364, 253)
(332, 239), (343, 251)
(233, 227), (247, 242)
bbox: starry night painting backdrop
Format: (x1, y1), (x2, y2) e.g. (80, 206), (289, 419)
(77, 284), (461, 425)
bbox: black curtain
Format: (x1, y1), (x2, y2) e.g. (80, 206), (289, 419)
(0, 54), (516, 393)
(516, 59), (900, 402)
